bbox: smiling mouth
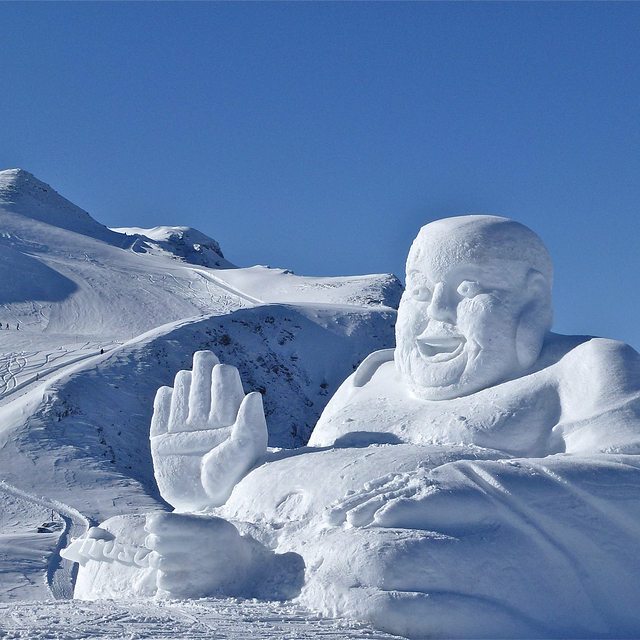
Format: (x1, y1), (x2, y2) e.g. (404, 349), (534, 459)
(416, 335), (465, 360)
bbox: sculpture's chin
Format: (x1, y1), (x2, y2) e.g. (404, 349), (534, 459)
(406, 359), (512, 402)
(408, 378), (475, 401)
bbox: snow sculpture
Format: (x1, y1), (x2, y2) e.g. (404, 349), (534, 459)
(65, 216), (640, 639)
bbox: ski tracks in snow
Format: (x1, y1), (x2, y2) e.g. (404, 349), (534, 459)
(160, 269), (262, 317)
(0, 339), (121, 405)
(0, 481), (91, 600)
(191, 269), (265, 308)
(0, 598), (401, 639)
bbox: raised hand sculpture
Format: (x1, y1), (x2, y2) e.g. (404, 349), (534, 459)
(150, 350), (268, 511)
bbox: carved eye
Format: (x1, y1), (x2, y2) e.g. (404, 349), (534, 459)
(409, 285), (432, 302)
(457, 280), (483, 298)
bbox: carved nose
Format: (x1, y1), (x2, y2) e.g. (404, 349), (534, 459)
(427, 282), (456, 323)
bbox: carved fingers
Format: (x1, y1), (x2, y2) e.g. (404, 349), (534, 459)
(185, 351), (246, 431)
(324, 472), (421, 527)
(200, 391), (268, 507)
(186, 350), (219, 427)
(325, 463), (500, 531)
(151, 351), (250, 438)
(209, 363), (245, 428)
(149, 386), (173, 438)
(149, 351), (268, 511)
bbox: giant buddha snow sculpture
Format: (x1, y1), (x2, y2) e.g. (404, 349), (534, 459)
(65, 216), (640, 639)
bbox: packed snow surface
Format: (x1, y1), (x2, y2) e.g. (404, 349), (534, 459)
(0, 598), (401, 639)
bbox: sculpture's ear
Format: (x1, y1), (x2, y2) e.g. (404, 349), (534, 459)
(516, 270), (553, 370)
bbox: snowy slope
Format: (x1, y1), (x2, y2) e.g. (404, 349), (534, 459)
(0, 169), (247, 337)
(0, 169), (125, 246)
(0, 169), (400, 608)
(212, 266), (402, 307)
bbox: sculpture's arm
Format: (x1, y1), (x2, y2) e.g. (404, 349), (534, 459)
(144, 512), (304, 600)
(325, 454), (640, 633)
(150, 351), (268, 512)
(325, 453), (640, 536)
(308, 349), (396, 447)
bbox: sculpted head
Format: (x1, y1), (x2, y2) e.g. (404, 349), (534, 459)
(395, 215), (554, 401)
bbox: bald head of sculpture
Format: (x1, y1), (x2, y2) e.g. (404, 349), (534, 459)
(395, 215), (554, 401)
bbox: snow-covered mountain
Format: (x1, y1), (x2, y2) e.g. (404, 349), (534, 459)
(0, 168), (401, 604)
(0, 169), (401, 337)
(111, 225), (233, 269)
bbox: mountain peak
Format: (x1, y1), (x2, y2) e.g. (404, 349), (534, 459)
(0, 167), (54, 191)
(0, 168), (30, 178)
(0, 168), (124, 246)
(112, 225), (235, 269)
(0, 168), (80, 207)
(0, 168), (33, 179)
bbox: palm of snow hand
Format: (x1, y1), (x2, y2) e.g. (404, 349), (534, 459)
(150, 351), (268, 512)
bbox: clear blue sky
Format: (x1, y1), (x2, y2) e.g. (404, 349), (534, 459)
(1, 2), (639, 349)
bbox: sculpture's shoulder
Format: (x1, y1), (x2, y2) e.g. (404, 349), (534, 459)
(550, 336), (640, 454)
(350, 348), (396, 388)
(318, 348), (396, 409)
(556, 336), (640, 396)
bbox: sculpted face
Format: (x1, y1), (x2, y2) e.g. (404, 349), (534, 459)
(395, 216), (553, 401)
